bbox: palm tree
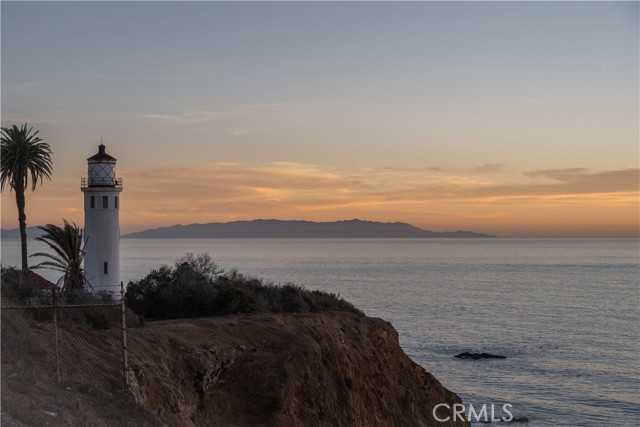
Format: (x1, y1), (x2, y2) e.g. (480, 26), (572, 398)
(1, 124), (53, 271)
(30, 221), (90, 298)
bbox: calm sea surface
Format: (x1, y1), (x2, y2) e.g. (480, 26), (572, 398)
(2, 238), (639, 426)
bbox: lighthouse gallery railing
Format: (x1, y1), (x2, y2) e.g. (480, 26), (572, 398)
(81, 178), (123, 189)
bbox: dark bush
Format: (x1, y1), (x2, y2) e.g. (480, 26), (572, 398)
(84, 310), (112, 330)
(1, 266), (50, 305)
(27, 306), (54, 322)
(125, 253), (364, 320)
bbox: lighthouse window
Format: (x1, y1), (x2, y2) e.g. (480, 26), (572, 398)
(114, 196), (118, 209)
(90, 196), (95, 209)
(104, 262), (109, 275)
(103, 196), (108, 208)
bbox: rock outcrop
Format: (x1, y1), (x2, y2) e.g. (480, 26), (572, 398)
(127, 312), (468, 426)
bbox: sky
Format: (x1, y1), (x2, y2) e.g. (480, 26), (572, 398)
(1, 1), (638, 237)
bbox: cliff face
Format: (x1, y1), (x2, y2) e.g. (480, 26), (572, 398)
(1, 311), (468, 427)
(127, 313), (468, 427)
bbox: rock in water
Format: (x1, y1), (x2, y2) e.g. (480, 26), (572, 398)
(454, 352), (507, 360)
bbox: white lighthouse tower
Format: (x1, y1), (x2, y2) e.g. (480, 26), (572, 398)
(81, 143), (122, 296)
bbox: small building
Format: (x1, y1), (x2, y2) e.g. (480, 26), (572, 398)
(26, 270), (59, 291)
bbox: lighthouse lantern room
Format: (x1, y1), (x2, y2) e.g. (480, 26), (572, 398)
(81, 143), (123, 296)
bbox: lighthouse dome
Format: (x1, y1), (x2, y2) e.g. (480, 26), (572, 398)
(87, 144), (117, 187)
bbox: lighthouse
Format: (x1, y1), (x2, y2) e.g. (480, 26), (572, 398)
(81, 143), (122, 296)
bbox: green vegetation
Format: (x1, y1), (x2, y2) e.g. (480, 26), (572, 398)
(31, 220), (90, 298)
(1, 266), (142, 329)
(125, 252), (364, 320)
(0, 266), (50, 305)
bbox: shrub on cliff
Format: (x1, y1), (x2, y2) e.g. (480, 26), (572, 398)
(1, 266), (36, 304)
(125, 253), (364, 320)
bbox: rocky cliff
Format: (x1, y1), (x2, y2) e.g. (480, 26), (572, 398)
(2, 311), (469, 426)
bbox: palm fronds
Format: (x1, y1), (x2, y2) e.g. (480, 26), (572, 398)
(1, 124), (53, 192)
(1, 123), (53, 270)
(30, 220), (91, 296)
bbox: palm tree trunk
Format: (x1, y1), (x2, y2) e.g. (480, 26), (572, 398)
(15, 182), (28, 271)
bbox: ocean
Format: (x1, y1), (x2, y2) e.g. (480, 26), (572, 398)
(2, 237), (638, 426)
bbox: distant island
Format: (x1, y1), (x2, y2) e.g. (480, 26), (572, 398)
(121, 219), (496, 238)
(1, 226), (47, 240)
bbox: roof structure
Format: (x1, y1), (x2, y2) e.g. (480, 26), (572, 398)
(26, 270), (60, 291)
(87, 144), (117, 163)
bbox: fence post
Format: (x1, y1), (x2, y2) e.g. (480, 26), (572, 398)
(120, 281), (129, 387)
(52, 286), (60, 382)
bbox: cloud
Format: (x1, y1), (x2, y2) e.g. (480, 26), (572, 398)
(367, 167), (639, 203)
(73, 72), (135, 80)
(372, 163), (506, 175)
(122, 162), (369, 206)
(2, 81), (41, 91)
(520, 168), (640, 199)
(230, 127), (261, 136)
(525, 168), (590, 181)
(139, 111), (228, 124)
(376, 166), (446, 173)
(471, 163), (505, 174)
(121, 164), (638, 211)
(74, 62), (232, 82)
(1, 114), (59, 125)
(57, 207), (78, 214)
(436, 67), (544, 77)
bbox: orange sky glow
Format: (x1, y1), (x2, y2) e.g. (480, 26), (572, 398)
(2, 162), (638, 237)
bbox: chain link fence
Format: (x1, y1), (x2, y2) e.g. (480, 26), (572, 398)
(1, 271), (129, 391)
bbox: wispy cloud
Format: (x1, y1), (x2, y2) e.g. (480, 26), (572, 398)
(386, 168), (639, 202)
(374, 166), (446, 173)
(124, 162), (368, 201)
(73, 72), (135, 80)
(518, 168), (639, 194)
(139, 110), (228, 124)
(525, 168), (590, 180)
(0, 114), (59, 125)
(2, 81), (41, 91)
(471, 163), (505, 174)
(436, 67), (544, 77)
(116, 162), (640, 223)
(370, 163), (505, 175)
(57, 207), (78, 214)
(73, 62), (233, 82)
(230, 127), (267, 136)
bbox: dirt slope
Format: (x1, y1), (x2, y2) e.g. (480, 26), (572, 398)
(2, 311), (469, 426)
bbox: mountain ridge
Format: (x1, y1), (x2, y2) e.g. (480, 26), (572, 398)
(121, 219), (495, 238)
(1, 226), (47, 240)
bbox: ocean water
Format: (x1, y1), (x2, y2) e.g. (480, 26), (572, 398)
(2, 237), (639, 426)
